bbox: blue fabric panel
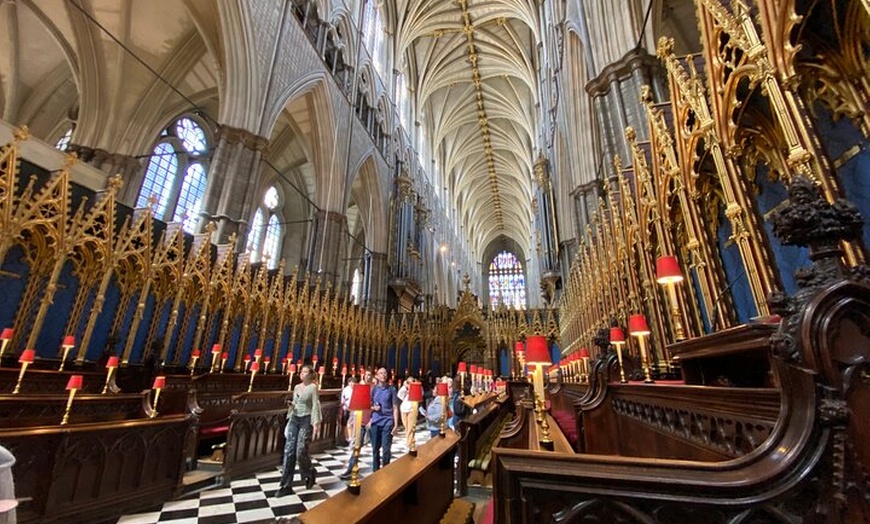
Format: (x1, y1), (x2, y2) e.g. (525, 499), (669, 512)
(36, 261), (78, 358)
(715, 204), (755, 324)
(812, 104), (870, 249)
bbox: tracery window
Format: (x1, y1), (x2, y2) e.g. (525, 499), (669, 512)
(396, 72), (409, 130)
(364, 0), (385, 77)
(488, 251), (527, 309)
(55, 127), (73, 151)
(136, 115), (211, 233)
(247, 185), (283, 270)
(350, 267), (362, 305)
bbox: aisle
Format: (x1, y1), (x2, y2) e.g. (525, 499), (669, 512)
(117, 426), (432, 524)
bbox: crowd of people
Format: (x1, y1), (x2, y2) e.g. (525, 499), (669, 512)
(275, 365), (481, 498)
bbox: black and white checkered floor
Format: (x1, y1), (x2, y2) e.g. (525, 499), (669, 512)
(117, 427), (433, 524)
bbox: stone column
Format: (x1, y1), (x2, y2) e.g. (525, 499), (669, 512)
(306, 209), (347, 285)
(201, 125), (269, 245)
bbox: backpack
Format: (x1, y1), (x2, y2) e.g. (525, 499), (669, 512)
(426, 399), (442, 425)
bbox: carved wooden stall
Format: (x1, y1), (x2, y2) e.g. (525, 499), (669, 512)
(492, 175), (870, 522)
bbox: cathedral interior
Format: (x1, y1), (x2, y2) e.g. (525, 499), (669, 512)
(0, 0), (868, 523)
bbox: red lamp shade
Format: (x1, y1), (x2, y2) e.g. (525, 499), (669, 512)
(264, 357), (271, 364)
(436, 382), (448, 396)
(318, 366), (326, 374)
(221, 352), (229, 360)
(19, 349), (35, 363)
(332, 357), (339, 365)
(66, 375), (83, 390)
(211, 344), (221, 353)
(289, 364), (297, 373)
(297, 359), (302, 366)
(628, 314), (651, 336)
(579, 347), (591, 359)
(359, 366), (365, 374)
(312, 355), (318, 362)
(514, 341), (524, 354)
(244, 354), (251, 362)
(656, 256), (684, 284)
(254, 348), (262, 357)
(106, 356), (119, 368)
(610, 327), (626, 344)
(408, 382), (423, 402)
(470, 365), (478, 374)
(62, 335), (75, 347)
(250, 362), (260, 372)
(152, 376), (166, 389)
(348, 383), (372, 411)
(192, 349), (201, 358)
(457, 362), (467, 373)
(525, 336), (551, 365)
(1, 328), (12, 340)
(341, 365), (348, 374)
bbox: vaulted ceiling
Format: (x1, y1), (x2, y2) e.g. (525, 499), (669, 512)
(394, 0), (541, 259)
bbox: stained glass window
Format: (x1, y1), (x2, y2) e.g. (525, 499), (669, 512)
(488, 251), (526, 309)
(364, 1), (385, 77)
(136, 115), (211, 228)
(55, 128), (73, 151)
(248, 186), (283, 269)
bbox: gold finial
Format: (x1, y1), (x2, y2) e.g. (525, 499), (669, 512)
(13, 126), (29, 142)
(625, 126), (636, 142)
(62, 151), (79, 169)
(106, 174), (124, 192)
(656, 36), (674, 59)
(640, 84), (652, 104)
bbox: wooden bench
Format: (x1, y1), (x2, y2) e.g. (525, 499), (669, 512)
(0, 367), (120, 395)
(1, 414), (192, 524)
(456, 394), (510, 494)
(298, 431), (459, 524)
(0, 391), (150, 428)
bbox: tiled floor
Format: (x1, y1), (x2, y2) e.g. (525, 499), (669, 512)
(117, 427), (433, 524)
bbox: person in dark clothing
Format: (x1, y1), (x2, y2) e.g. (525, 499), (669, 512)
(369, 367), (399, 471)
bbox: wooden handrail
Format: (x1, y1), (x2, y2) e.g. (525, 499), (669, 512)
(299, 431), (460, 523)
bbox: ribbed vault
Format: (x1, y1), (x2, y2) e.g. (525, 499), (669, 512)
(395, 0), (540, 258)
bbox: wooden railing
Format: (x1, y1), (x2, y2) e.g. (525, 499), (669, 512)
(298, 431), (460, 524)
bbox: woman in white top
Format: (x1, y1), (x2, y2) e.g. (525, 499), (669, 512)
(398, 377), (416, 448)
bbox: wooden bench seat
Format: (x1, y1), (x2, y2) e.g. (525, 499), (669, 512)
(1, 414), (192, 524)
(298, 431), (459, 523)
(457, 394), (510, 494)
(0, 391), (150, 427)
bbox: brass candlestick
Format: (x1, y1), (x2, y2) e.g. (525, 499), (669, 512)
(348, 410), (363, 495)
(61, 375), (83, 425)
(101, 356), (119, 395)
(614, 343), (627, 383)
(58, 344), (73, 372)
(409, 400), (419, 456)
(248, 364), (259, 392)
(12, 349), (35, 395)
(440, 395), (448, 436)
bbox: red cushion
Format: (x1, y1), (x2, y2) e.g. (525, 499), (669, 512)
(200, 425), (230, 437)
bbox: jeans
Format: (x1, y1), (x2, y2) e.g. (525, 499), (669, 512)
(342, 425), (368, 475)
(279, 415), (312, 488)
(369, 420), (394, 471)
